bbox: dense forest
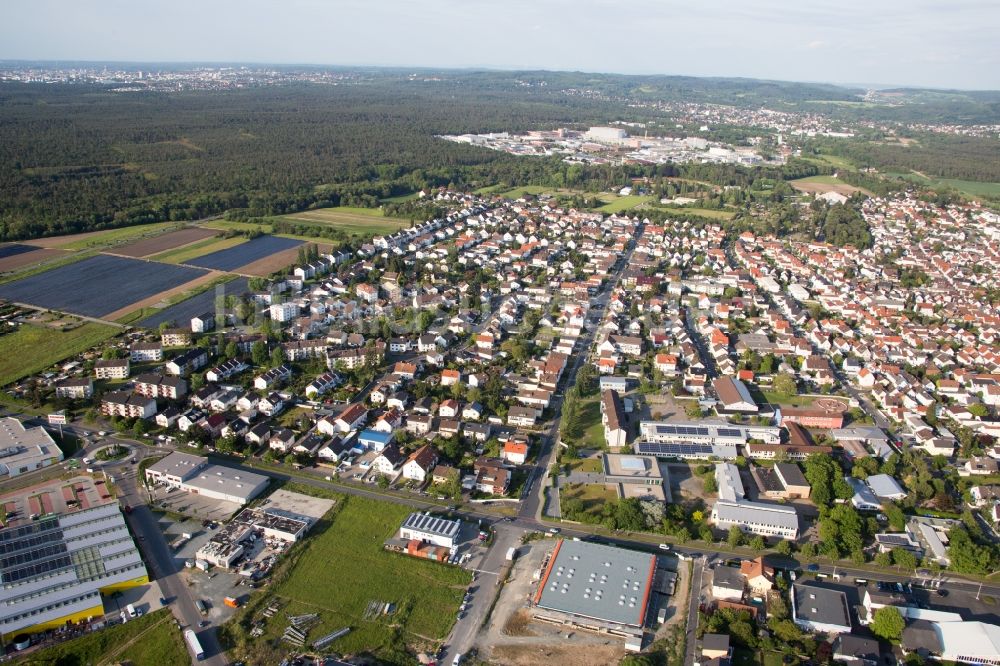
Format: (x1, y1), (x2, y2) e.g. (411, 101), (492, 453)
(0, 70), (997, 242)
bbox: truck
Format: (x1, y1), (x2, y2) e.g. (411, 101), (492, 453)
(195, 599), (208, 615)
(126, 603), (137, 618)
(505, 547), (517, 562)
(224, 596), (240, 608)
(184, 629), (205, 661)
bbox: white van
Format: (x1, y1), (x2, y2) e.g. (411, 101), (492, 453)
(127, 603), (137, 618)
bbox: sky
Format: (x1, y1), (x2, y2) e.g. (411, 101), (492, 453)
(2, 0), (997, 90)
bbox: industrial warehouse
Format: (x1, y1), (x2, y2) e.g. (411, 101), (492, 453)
(530, 539), (672, 651)
(144, 451), (270, 505)
(0, 502), (148, 641)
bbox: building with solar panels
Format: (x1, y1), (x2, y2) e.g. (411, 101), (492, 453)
(639, 420), (781, 446)
(636, 441), (739, 461)
(0, 502), (147, 640)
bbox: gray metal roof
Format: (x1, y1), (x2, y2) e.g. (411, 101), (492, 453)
(402, 512), (461, 539)
(713, 500), (798, 530)
(535, 539), (656, 627)
(793, 583), (851, 630)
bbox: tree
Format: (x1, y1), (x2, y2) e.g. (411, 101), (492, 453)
(969, 403), (990, 418)
(224, 341), (240, 361)
(270, 346), (284, 369)
(748, 535), (766, 551)
(772, 373), (797, 397)
(774, 539), (793, 556)
(376, 474), (390, 489)
(685, 401), (704, 419)
(102, 347), (123, 360)
(871, 606), (905, 641)
(891, 547), (918, 570)
(727, 526), (744, 548)
(251, 340), (269, 366)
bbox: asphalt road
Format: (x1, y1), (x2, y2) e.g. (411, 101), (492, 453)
(684, 556), (705, 666)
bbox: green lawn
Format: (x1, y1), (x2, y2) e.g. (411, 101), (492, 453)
(681, 207), (736, 220)
(0, 322), (118, 387)
(597, 195), (653, 213)
(379, 192), (421, 203)
(561, 482), (617, 519)
(760, 390), (817, 408)
(887, 171), (1000, 199)
(147, 235), (245, 264)
(12, 608), (188, 666)
(568, 456), (604, 473)
(792, 175), (847, 186)
(798, 153), (857, 171)
(498, 185), (550, 199)
(276, 206), (410, 237)
(268, 494), (470, 659)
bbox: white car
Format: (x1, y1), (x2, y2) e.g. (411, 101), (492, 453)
(659, 543), (671, 551)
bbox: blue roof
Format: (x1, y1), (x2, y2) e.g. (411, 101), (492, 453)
(358, 430), (391, 444)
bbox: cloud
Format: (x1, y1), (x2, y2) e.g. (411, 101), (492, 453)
(807, 40), (827, 49)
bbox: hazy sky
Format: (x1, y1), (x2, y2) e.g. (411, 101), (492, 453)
(2, 0), (996, 90)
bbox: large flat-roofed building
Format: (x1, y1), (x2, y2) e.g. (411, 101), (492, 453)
(533, 539), (656, 631)
(637, 441), (739, 460)
(779, 406), (845, 429)
(603, 454), (667, 502)
(751, 463), (812, 500)
(0, 502), (148, 640)
(711, 500), (799, 539)
(792, 583), (852, 634)
(399, 512), (461, 549)
(0, 417), (64, 479)
(144, 452), (268, 505)
(640, 421), (780, 446)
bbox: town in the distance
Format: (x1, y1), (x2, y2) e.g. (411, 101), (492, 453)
(1, 66), (1000, 666)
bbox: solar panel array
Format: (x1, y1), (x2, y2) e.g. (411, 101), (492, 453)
(637, 442), (714, 457)
(717, 428), (743, 438)
(651, 424), (711, 437)
(0, 518), (60, 547)
(0, 526), (64, 556)
(0, 517), (72, 583)
(2, 549), (72, 583)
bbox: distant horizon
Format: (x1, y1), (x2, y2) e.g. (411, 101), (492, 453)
(2, 58), (998, 94)
(1, 1), (995, 91)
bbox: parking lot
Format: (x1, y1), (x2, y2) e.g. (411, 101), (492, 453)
(150, 484), (242, 522)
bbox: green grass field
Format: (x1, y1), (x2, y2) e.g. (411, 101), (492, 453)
(277, 206), (410, 237)
(147, 235), (245, 264)
(379, 192), (420, 203)
(269, 494), (470, 659)
(55, 222), (181, 251)
(887, 171), (1000, 199)
(798, 153), (857, 171)
(568, 456), (604, 473)
(596, 195), (654, 213)
(12, 608), (188, 666)
(0, 322), (118, 387)
(792, 175), (847, 186)
(561, 482), (617, 519)
(498, 185), (550, 199)
(680, 207), (736, 220)
(760, 390), (817, 408)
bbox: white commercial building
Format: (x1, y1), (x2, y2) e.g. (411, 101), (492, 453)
(715, 463), (746, 502)
(398, 512), (461, 549)
(0, 417), (64, 479)
(711, 500), (798, 539)
(0, 502), (148, 639)
(144, 452), (269, 505)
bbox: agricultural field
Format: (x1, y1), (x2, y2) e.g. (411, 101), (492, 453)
(27, 222), (181, 251)
(266, 495), (469, 661)
(112, 226), (218, 258)
(678, 207), (737, 220)
(278, 207), (410, 237)
(791, 175), (867, 197)
(186, 235), (303, 272)
(0, 321), (117, 387)
(596, 195), (654, 213)
(237, 243), (332, 278)
(887, 171), (1000, 199)
(0, 244), (67, 274)
(10, 608), (188, 666)
(147, 235), (247, 264)
(0, 254), (208, 318)
(138, 277), (248, 329)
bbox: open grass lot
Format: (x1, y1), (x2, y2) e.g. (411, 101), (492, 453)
(497, 185), (550, 199)
(760, 390), (817, 408)
(888, 171), (1000, 199)
(567, 456), (604, 473)
(560, 482), (617, 519)
(29, 222), (181, 251)
(12, 608), (187, 666)
(0, 322), (117, 387)
(596, 195), (654, 213)
(798, 153), (857, 171)
(137, 277), (247, 329)
(269, 495), (469, 659)
(148, 235), (246, 264)
(186, 235), (303, 272)
(379, 192), (420, 203)
(279, 206), (410, 237)
(0, 254), (208, 318)
(112, 226), (218, 258)
(679, 207), (736, 220)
